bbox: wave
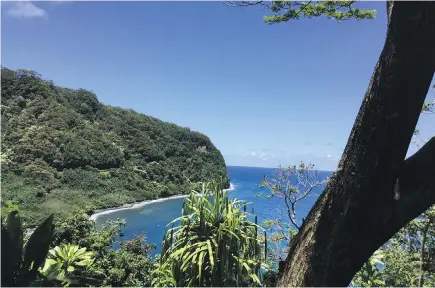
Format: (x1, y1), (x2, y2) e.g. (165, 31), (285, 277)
(89, 182), (236, 221)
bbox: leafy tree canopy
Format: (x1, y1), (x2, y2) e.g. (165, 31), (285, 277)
(225, 0), (376, 23)
(1, 67), (229, 226)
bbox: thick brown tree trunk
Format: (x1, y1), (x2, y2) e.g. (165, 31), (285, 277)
(277, 1), (435, 287)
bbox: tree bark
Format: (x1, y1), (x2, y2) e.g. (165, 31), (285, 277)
(277, 1), (435, 287)
(418, 219), (430, 287)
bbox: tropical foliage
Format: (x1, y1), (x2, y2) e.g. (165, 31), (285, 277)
(351, 250), (385, 287)
(1, 211), (55, 286)
(40, 244), (95, 279)
(0, 208), (157, 287)
(97, 232), (156, 287)
(1, 67), (229, 226)
(153, 182), (269, 287)
(3, 183), (434, 287)
(50, 212), (156, 287)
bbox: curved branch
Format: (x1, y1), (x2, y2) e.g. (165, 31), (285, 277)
(389, 137), (435, 226)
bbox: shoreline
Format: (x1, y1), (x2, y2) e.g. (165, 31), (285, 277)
(89, 182), (236, 221)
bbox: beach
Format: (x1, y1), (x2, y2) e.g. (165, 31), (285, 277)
(89, 182), (235, 221)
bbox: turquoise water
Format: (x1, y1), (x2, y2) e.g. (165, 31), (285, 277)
(95, 166), (332, 257)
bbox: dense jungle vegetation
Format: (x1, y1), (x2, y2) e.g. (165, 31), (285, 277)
(3, 180), (434, 287)
(0, 67), (229, 226)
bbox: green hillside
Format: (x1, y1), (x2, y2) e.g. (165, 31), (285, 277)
(1, 68), (229, 226)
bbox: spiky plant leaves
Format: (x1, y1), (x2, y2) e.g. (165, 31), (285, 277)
(152, 180), (268, 287)
(206, 240), (215, 269)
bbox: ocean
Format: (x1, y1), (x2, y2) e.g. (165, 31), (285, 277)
(94, 166), (332, 257)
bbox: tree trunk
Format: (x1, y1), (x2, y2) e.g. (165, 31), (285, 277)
(418, 219), (431, 287)
(277, 1), (435, 287)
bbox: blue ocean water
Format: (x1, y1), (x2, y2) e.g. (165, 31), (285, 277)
(95, 166), (332, 257)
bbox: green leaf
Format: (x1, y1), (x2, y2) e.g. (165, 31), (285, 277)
(6, 211), (23, 271)
(40, 258), (60, 277)
(250, 273), (262, 285)
(21, 214), (55, 283)
(242, 261), (252, 273)
(207, 240), (214, 268)
(1, 223), (15, 286)
(198, 251), (205, 284)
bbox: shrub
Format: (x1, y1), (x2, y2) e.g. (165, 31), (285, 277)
(153, 181), (268, 287)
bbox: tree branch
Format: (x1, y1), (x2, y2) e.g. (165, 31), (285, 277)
(284, 195), (300, 230)
(277, 1), (435, 285)
(295, 181), (326, 202)
(224, 1), (267, 8)
(387, 137), (435, 231)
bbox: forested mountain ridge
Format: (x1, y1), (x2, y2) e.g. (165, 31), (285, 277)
(0, 67), (229, 226)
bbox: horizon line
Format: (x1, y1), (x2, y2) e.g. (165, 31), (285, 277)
(226, 164), (334, 173)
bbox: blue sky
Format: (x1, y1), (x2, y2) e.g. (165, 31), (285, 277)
(2, 1), (434, 171)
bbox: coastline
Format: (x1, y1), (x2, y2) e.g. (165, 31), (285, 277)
(89, 182), (236, 221)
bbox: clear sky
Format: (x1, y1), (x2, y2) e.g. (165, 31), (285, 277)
(2, 1), (434, 171)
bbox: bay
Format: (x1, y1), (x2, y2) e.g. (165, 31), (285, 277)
(94, 166), (332, 257)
